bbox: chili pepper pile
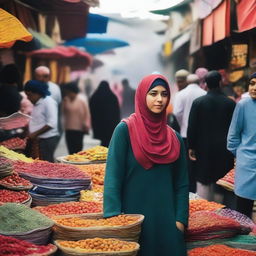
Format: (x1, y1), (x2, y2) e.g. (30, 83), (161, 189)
(188, 244), (256, 256)
(216, 169), (235, 191)
(186, 211), (242, 241)
(0, 137), (27, 150)
(0, 189), (29, 204)
(0, 172), (32, 188)
(34, 201), (102, 217)
(13, 161), (90, 179)
(0, 235), (56, 255)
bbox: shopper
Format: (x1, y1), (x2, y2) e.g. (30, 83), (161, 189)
(62, 81), (90, 154)
(227, 72), (256, 218)
(24, 80), (59, 162)
(104, 74), (189, 256)
(89, 80), (120, 147)
(120, 78), (135, 118)
(187, 71), (235, 203)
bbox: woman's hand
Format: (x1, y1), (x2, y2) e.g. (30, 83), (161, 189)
(176, 221), (185, 232)
(188, 149), (196, 161)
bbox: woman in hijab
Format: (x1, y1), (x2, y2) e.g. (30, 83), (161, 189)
(89, 80), (120, 147)
(104, 74), (189, 256)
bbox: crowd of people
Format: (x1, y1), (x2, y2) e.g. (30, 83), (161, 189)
(0, 62), (255, 256)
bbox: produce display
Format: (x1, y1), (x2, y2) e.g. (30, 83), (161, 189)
(56, 238), (138, 253)
(0, 235), (57, 256)
(13, 160), (90, 180)
(0, 172), (32, 190)
(186, 211), (242, 241)
(54, 215), (140, 228)
(0, 189), (30, 204)
(77, 163), (105, 185)
(0, 156), (13, 178)
(0, 137), (27, 150)
(34, 201), (102, 217)
(80, 190), (103, 203)
(0, 203), (54, 235)
(188, 244), (256, 256)
(217, 169), (235, 191)
(64, 146), (108, 163)
(0, 146), (33, 162)
(92, 184), (104, 193)
(189, 199), (224, 214)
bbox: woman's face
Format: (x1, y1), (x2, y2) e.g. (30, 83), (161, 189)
(146, 85), (169, 114)
(249, 78), (256, 99)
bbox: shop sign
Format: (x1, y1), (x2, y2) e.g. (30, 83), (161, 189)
(230, 44), (248, 70)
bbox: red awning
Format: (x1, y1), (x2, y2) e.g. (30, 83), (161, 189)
(26, 46), (93, 70)
(202, 0), (230, 46)
(236, 0), (256, 32)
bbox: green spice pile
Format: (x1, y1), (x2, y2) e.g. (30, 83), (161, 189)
(0, 203), (54, 234)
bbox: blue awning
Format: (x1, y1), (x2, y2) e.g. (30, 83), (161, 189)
(63, 35), (129, 55)
(87, 13), (109, 34)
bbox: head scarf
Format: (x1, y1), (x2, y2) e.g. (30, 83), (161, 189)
(123, 74), (180, 169)
(24, 80), (50, 98)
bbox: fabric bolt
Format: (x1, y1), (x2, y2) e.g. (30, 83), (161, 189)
(29, 96), (59, 139)
(227, 97), (256, 200)
(187, 89), (235, 184)
(173, 83), (206, 138)
(104, 122), (189, 256)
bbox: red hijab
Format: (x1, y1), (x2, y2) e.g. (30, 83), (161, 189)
(123, 74), (180, 169)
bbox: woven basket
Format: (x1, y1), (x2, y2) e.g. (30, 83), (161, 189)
(53, 214), (144, 242)
(54, 240), (139, 256)
(0, 183), (33, 191)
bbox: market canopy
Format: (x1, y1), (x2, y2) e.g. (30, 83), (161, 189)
(87, 13), (109, 34)
(28, 28), (56, 48)
(0, 8), (32, 48)
(26, 46), (93, 70)
(63, 35), (130, 55)
(150, 0), (193, 15)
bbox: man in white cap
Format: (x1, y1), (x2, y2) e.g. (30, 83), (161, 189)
(173, 73), (206, 192)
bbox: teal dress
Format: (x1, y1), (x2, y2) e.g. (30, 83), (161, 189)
(104, 122), (189, 256)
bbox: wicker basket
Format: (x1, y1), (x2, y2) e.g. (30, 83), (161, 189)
(53, 214), (144, 242)
(54, 239), (139, 256)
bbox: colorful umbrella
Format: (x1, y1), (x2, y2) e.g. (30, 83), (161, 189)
(0, 8), (32, 48)
(26, 46), (93, 70)
(63, 36), (129, 55)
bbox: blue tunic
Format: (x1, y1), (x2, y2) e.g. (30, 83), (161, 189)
(227, 97), (256, 200)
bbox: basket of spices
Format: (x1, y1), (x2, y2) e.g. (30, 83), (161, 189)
(0, 189), (32, 206)
(55, 238), (140, 256)
(0, 203), (54, 245)
(0, 234), (57, 256)
(53, 214), (144, 242)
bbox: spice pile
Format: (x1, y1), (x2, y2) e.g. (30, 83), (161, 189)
(34, 201), (102, 217)
(0, 203), (54, 244)
(0, 235), (56, 256)
(0, 189), (30, 205)
(186, 211), (242, 241)
(0, 137), (27, 150)
(57, 238), (138, 253)
(188, 244), (256, 256)
(217, 169), (235, 191)
(0, 146), (33, 162)
(189, 199), (224, 214)
(55, 215), (140, 228)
